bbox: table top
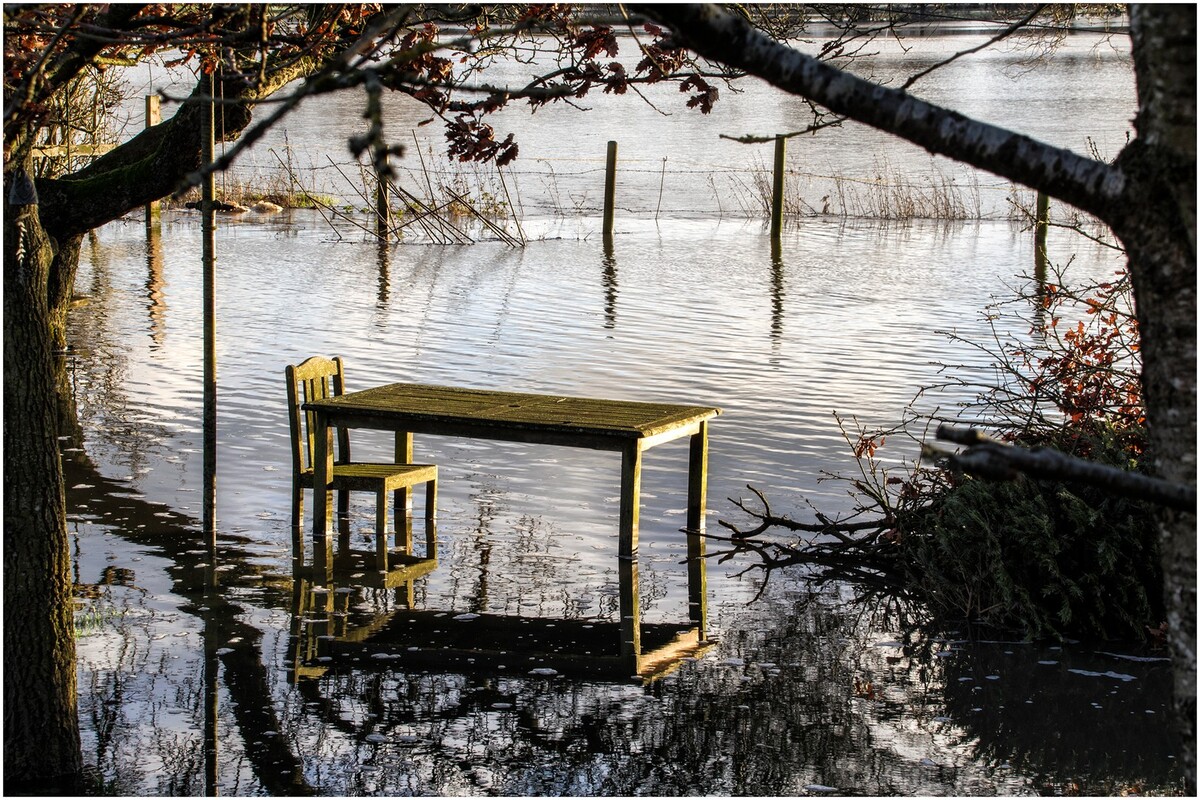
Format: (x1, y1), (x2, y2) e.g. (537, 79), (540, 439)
(304, 382), (720, 442)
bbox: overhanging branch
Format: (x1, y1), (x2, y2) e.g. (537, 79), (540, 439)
(637, 3), (1128, 222)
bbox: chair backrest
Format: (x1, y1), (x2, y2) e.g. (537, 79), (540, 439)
(285, 356), (351, 475)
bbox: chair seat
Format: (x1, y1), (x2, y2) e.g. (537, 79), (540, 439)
(301, 462), (438, 492)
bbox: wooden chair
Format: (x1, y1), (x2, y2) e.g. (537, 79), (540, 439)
(286, 356), (437, 550)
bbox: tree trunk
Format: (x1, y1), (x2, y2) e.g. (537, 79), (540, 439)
(3, 164), (82, 788)
(47, 235), (84, 353)
(1124, 5), (1197, 787)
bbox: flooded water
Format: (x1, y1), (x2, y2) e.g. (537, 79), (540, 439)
(63, 25), (1185, 797)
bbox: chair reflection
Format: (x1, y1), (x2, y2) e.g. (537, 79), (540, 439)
(288, 531), (713, 684)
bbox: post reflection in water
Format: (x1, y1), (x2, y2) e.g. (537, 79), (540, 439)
(602, 235), (618, 330)
(203, 583), (219, 797)
(769, 236), (785, 350)
(376, 239), (391, 308)
(144, 219), (167, 348)
(288, 526), (713, 685)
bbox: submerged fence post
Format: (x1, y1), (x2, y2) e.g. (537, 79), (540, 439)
(771, 134), (786, 240)
(145, 95), (161, 225)
(1034, 190), (1050, 279)
(375, 152), (391, 241)
(603, 140), (617, 237)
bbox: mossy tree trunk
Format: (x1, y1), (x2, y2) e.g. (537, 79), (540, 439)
(3, 159), (81, 788)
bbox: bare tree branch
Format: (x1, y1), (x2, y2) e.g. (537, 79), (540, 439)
(637, 3), (1128, 222)
(898, 5), (1047, 91)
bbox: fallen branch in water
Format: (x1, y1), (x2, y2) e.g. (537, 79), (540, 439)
(719, 484), (886, 539)
(717, 483), (902, 591)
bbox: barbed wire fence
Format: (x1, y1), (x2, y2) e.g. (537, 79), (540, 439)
(195, 134), (1055, 244)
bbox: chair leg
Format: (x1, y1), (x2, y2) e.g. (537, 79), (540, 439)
(291, 482), (306, 564)
(375, 488), (389, 571)
(291, 481), (303, 533)
(395, 517), (414, 556)
(337, 488), (350, 520)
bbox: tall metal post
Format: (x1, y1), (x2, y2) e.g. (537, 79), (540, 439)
(202, 75), (218, 547)
(145, 95), (161, 226)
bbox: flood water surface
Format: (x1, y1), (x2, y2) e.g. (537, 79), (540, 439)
(65, 213), (1182, 795)
(61, 25), (1184, 796)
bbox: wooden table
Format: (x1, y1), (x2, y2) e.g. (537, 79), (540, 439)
(304, 383), (720, 557)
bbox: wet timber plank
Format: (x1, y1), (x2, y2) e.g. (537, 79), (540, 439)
(308, 383), (720, 441)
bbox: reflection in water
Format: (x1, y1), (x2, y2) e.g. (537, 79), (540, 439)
(375, 240), (390, 308)
(602, 235), (617, 330)
(67, 438), (1182, 793)
(770, 236), (785, 350)
(938, 641), (1179, 793)
(289, 523), (711, 683)
(63, 208), (1181, 793)
(203, 585), (219, 797)
(144, 221), (167, 348)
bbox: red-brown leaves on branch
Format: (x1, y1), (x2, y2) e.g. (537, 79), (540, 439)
(854, 434), (885, 459)
(680, 74), (718, 113)
(1017, 270), (1145, 461)
(636, 32), (689, 80)
(604, 62), (628, 95)
(446, 115), (518, 167)
(518, 5), (575, 28)
(568, 25), (618, 61)
(398, 24), (454, 85)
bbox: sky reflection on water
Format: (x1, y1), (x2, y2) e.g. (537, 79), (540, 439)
(64, 212), (1182, 794)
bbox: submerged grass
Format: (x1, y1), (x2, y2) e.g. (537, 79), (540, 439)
(164, 150), (1033, 226)
(74, 600), (127, 636)
(726, 155), (995, 223)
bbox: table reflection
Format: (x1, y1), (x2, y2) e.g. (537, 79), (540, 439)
(288, 531), (713, 684)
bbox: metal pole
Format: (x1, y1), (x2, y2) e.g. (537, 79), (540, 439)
(145, 95), (161, 225)
(202, 75), (218, 547)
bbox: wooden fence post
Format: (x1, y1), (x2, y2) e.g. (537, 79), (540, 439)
(375, 152), (391, 241)
(603, 140), (617, 237)
(771, 134), (786, 240)
(1034, 190), (1050, 278)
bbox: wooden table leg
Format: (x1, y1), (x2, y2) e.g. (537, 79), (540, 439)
(312, 411), (334, 539)
(687, 530), (708, 641)
(619, 556), (641, 667)
(619, 441), (643, 559)
(393, 431), (414, 537)
(686, 421), (709, 533)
